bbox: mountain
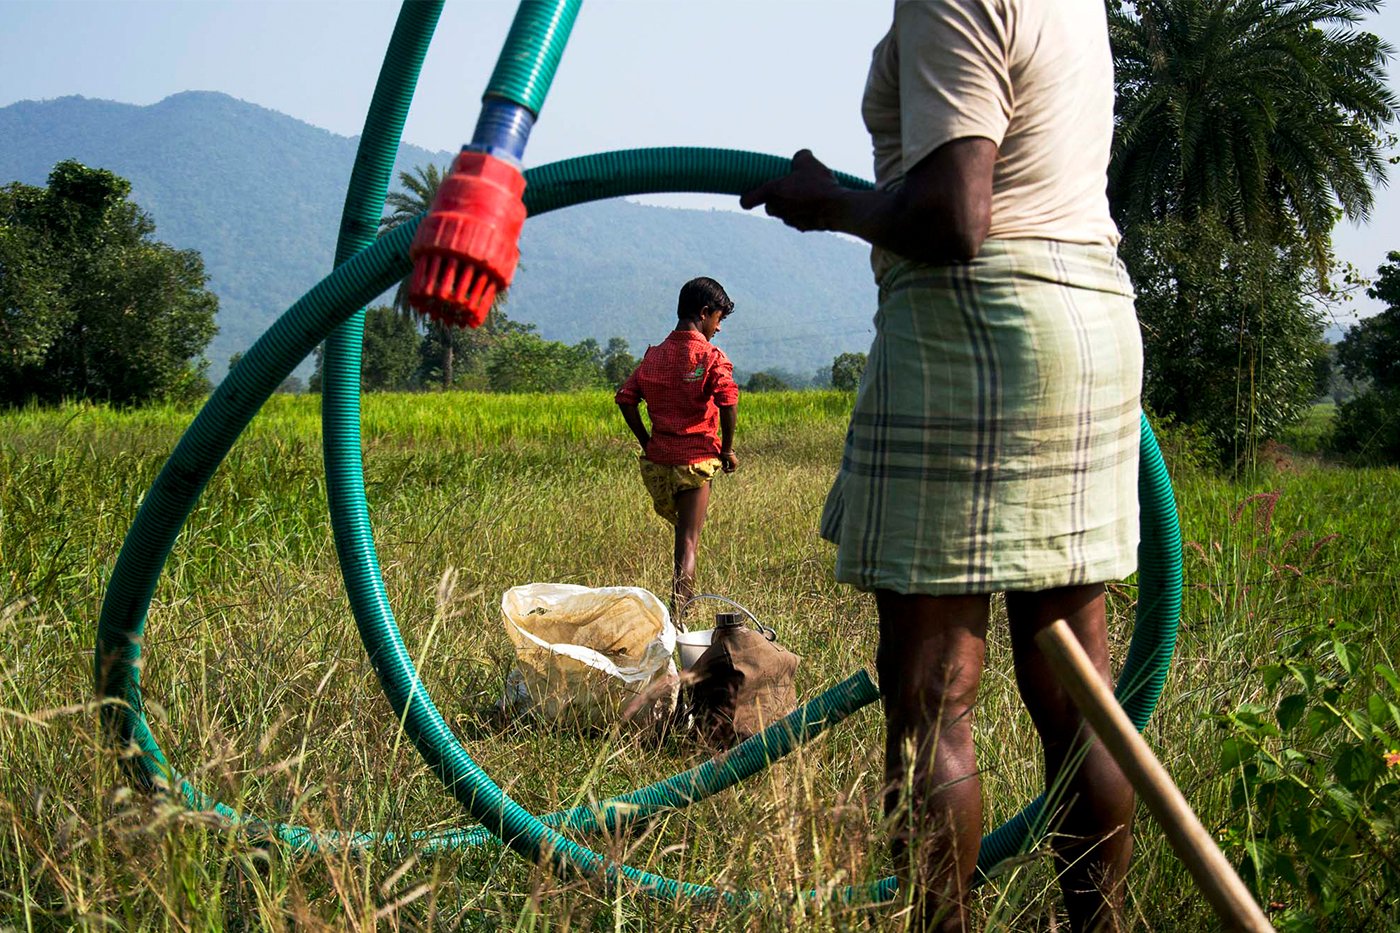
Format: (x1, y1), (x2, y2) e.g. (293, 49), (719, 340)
(0, 92), (878, 382)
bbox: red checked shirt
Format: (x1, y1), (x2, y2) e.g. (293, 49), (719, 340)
(614, 330), (740, 465)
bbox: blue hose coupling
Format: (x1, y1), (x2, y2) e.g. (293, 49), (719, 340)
(470, 97), (537, 164)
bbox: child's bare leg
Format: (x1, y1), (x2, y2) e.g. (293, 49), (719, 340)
(1007, 584), (1134, 933)
(671, 483), (711, 614)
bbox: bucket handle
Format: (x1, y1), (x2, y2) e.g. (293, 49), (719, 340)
(675, 593), (776, 641)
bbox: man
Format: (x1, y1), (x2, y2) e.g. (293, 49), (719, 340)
(742, 1), (1140, 929)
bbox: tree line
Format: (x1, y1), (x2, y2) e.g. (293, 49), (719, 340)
(298, 302), (844, 395)
(304, 306), (640, 394)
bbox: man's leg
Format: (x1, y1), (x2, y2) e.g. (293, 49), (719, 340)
(875, 591), (990, 933)
(671, 482), (711, 615)
(1007, 584), (1135, 933)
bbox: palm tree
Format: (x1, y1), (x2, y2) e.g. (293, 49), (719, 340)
(1109, 0), (1397, 272)
(381, 163), (444, 237)
(378, 164), (457, 385)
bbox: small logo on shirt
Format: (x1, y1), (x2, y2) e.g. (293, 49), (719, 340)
(682, 363), (705, 382)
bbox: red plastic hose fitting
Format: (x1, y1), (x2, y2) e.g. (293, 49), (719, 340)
(407, 149), (526, 329)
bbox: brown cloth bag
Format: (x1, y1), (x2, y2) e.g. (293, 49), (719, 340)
(685, 621), (800, 748)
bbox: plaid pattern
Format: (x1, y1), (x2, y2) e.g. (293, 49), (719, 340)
(615, 331), (739, 465)
(820, 239), (1142, 594)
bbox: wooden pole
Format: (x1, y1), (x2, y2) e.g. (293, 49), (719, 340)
(1035, 619), (1275, 933)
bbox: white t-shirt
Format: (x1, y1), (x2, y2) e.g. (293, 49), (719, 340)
(863, 0), (1120, 278)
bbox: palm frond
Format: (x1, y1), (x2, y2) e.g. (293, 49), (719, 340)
(1110, 0), (1398, 273)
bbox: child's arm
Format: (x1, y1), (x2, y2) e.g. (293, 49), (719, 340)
(707, 349), (740, 473)
(618, 402), (650, 452)
(718, 404), (738, 473)
(614, 360), (649, 453)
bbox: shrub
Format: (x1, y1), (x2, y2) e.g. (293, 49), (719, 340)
(830, 352), (866, 391)
(1330, 386), (1400, 464)
(1211, 493), (1400, 930)
(1218, 618), (1400, 930)
(745, 371), (789, 393)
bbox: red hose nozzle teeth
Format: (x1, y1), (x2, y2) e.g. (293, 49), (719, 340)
(408, 149), (526, 329)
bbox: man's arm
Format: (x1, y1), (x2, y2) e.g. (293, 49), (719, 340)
(618, 402), (650, 451)
(739, 140), (996, 264)
(718, 404), (738, 473)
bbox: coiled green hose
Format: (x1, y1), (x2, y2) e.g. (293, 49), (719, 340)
(430, 670), (879, 850)
(95, 148), (1182, 901)
(315, 0), (881, 858)
(95, 0), (1182, 907)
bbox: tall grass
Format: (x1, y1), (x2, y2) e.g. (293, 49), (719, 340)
(2, 392), (1396, 930)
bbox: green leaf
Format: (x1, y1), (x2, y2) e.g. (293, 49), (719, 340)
(1261, 663), (1288, 689)
(1367, 693), (1388, 728)
(1303, 706), (1341, 739)
(1274, 909), (1317, 933)
(1277, 694), (1309, 732)
(1288, 662), (1318, 692)
(1220, 737), (1252, 769)
(1347, 709), (1373, 738)
(1332, 640), (1355, 676)
(1332, 746), (1379, 791)
(1323, 785), (1362, 820)
(1244, 838), (1280, 879)
(1285, 793), (1314, 841)
(1232, 704), (1277, 735)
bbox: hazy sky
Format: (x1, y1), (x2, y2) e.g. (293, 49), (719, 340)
(3, 0), (1398, 325)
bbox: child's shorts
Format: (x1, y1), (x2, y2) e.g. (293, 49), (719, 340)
(639, 457), (722, 525)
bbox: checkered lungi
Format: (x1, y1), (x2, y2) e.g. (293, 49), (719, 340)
(820, 239), (1143, 595)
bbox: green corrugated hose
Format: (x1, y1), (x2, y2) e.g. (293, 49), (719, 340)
(483, 0), (580, 114)
(95, 0), (1182, 907)
(317, 0), (884, 860)
(94, 145), (1183, 902)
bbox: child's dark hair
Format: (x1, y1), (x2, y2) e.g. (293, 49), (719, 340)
(677, 277), (734, 322)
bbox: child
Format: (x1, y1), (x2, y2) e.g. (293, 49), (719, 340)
(615, 277), (739, 616)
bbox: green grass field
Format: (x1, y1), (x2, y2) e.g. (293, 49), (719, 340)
(2, 391), (1397, 931)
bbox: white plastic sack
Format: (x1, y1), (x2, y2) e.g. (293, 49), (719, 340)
(500, 583), (678, 727)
